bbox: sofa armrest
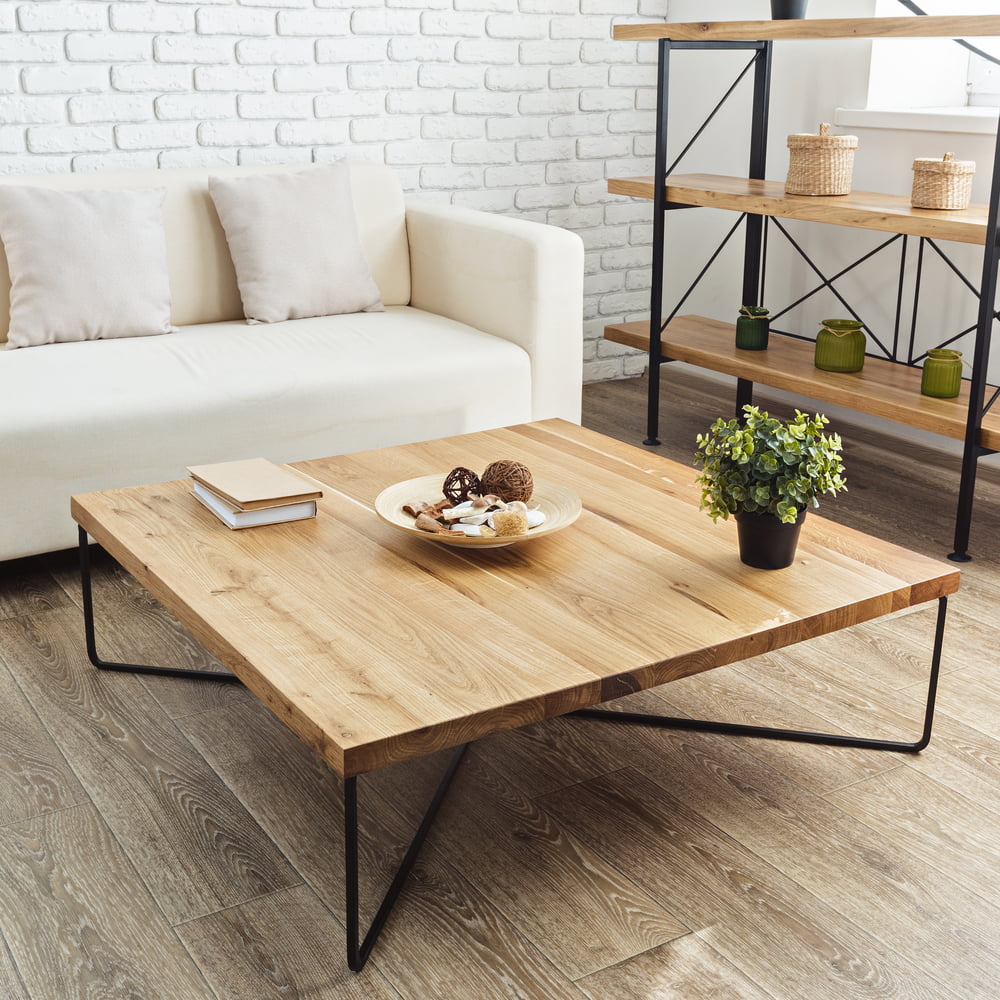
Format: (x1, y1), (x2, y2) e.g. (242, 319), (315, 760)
(405, 199), (584, 424)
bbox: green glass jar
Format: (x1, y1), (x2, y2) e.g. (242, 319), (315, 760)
(735, 305), (770, 350)
(920, 349), (963, 398)
(815, 319), (866, 373)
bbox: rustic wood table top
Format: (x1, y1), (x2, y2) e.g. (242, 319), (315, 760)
(71, 420), (959, 779)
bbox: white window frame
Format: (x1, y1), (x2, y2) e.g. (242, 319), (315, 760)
(969, 45), (1000, 106)
(835, 0), (999, 135)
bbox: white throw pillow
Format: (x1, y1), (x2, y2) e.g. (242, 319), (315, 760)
(0, 185), (174, 349)
(208, 163), (384, 324)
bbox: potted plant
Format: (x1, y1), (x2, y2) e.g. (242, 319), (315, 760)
(735, 304), (770, 350)
(694, 405), (847, 569)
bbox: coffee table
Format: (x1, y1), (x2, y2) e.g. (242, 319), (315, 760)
(70, 419), (959, 970)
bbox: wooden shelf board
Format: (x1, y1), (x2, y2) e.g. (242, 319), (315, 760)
(608, 174), (991, 245)
(604, 314), (1000, 451)
(613, 16), (1000, 42)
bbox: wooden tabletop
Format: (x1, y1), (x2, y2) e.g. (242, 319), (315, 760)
(71, 421), (959, 778)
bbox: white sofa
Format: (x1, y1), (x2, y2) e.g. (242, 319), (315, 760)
(0, 161), (583, 561)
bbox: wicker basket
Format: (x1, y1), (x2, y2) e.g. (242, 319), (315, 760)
(911, 152), (975, 210)
(785, 122), (858, 196)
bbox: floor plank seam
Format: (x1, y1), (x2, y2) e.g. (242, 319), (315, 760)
(910, 704), (996, 745)
(156, 709), (315, 926)
(728, 662), (918, 744)
(690, 925), (784, 1000)
(169, 878), (311, 933)
(0, 638), (100, 832)
(166, 925), (225, 1000)
(568, 927), (698, 985)
(0, 927), (31, 1000)
(824, 774), (1000, 918)
(0, 796), (98, 836)
(820, 761), (907, 798)
(523, 761), (636, 803)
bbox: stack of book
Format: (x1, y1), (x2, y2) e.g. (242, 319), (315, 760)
(187, 457), (323, 529)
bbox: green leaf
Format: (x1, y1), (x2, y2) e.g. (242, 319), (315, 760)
(693, 403), (846, 525)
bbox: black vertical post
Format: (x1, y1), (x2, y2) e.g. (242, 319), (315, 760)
(644, 38), (671, 446)
(893, 234), (908, 363)
(78, 526), (101, 666)
(344, 777), (362, 970)
(736, 41), (772, 416)
(907, 238), (926, 365)
(743, 41), (771, 296)
(949, 123), (1000, 561)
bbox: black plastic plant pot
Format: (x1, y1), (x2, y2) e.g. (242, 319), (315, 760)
(735, 510), (805, 569)
(771, 0), (808, 17)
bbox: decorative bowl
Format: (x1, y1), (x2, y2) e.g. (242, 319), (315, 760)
(374, 475), (582, 548)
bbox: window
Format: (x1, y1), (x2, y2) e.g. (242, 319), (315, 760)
(836, 0), (999, 133)
(969, 48), (1000, 107)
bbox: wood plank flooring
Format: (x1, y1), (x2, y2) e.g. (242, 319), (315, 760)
(2, 371), (999, 999)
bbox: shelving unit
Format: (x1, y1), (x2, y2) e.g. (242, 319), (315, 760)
(605, 16), (1000, 560)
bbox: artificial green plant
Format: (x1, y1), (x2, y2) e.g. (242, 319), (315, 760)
(694, 405), (847, 524)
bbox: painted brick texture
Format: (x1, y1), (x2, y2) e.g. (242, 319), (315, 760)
(3, 0), (661, 381)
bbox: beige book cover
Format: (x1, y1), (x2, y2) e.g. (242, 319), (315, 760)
(187, 457), (323, 511)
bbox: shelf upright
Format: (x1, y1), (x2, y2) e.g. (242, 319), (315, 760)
(642, 36), (670, 446)
(642, 36), (773, 444)
(952, 117), (1000, 560)
(608, 16), (1000, 559)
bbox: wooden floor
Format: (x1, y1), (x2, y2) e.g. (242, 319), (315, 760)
(2, 371), (1000, 999)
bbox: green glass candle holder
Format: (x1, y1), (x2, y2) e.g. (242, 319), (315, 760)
(920, 349), (963, 398)
(815, 319), (866, 373)
(735, 305), (770, 350)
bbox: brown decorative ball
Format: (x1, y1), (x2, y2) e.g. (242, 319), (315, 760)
(443, 466), (481, 504)
(480, 459), (533, 503)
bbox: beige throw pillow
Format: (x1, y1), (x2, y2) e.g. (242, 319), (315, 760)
(0, 185), (173, 349)
(208, 163), (384, 324)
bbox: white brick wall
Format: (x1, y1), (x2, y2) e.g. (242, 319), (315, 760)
(1, 0), (662, 381)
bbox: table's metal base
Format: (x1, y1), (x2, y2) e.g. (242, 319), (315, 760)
(344, 744), (468, 971)
(79, 527), (241, 683)
(77, 527), (950, 971)
(572, 595), (949, 755)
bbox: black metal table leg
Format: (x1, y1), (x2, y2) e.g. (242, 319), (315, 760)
(345, 742), (469, 972)
(571, 596), (949, 754)
(78, 525), (241, 682)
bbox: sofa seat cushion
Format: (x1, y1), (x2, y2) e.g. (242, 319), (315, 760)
(1, 306), (532, 556)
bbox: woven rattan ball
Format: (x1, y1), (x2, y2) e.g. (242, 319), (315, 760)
(480, 459), (533, 503)
(443, 467), (481, 504)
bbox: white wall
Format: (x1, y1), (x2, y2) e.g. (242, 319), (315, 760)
(3, 1), (997, 382)
(0, 0), (670, 383)
(657, 0), (1000, 382)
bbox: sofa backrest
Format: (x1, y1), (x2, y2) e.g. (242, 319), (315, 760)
(0, 160), (410, 344)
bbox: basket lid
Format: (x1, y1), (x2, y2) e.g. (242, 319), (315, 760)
(787, 122), (858, 150)
(912, 152), (975, 175)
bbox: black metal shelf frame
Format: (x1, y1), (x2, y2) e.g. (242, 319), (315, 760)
(640, 36), (1000, 561)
